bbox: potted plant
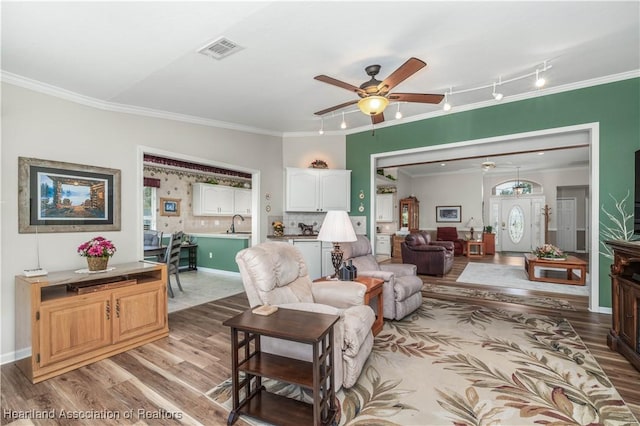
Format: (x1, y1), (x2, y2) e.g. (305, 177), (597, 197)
(77, 236), (117, 271)
(483, 225), (494, 233)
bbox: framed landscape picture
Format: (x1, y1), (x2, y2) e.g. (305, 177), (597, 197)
(18, 157), (121, 233)
(160, 197), (181, 216)
(436, 205), (462, 223)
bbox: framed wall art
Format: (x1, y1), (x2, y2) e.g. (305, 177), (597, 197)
(435, 205), (462, 223)
(160, 197), (181, 216)
(18, 157), (121, 233)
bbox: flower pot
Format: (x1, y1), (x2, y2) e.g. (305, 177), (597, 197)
(87, 256), (109, 271)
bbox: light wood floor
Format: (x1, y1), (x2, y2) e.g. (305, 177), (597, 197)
(2, 253), (639, 425)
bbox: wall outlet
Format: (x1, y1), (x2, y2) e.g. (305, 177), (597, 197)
(209, 252), (213, 258)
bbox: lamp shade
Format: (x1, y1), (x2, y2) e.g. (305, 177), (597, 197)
(358, 96), (389, 116)
(317, 211), (357, 243)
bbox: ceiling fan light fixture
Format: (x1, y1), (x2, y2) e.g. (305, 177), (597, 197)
(358, 96), (389, 116)
(340, 112), (347, 129)
(318, 118), (324, 135)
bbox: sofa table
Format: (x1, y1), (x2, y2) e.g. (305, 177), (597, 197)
(355, 276), (384, 336)
(223, 307), (339, 426)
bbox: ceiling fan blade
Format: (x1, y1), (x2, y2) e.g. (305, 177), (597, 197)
(314, 75), (364, 95)
(388, 93), (444, 104)
(377, 57), (426, 93)
(372, 112), (385, 124)
(314, 99), (359, 116)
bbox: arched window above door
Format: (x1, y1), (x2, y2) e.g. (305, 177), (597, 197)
(493, 180), (541, 196)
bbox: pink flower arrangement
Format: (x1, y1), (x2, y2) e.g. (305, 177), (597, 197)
(533, 244), (566, 259)
(77, 236), (117, 258)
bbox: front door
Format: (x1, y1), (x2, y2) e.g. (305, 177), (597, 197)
(500, 198), (532, 252)
(496, 196), (546, 252)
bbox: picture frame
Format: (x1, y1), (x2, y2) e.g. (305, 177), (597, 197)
(436, 205), (462, 223)
(18, 157), (121, 233)
(160, 197), (181, 216)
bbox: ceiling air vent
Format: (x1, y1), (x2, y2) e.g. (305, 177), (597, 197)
(198, 37), (244, 60)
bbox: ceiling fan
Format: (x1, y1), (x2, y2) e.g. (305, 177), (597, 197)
(314, 57), (444, 125)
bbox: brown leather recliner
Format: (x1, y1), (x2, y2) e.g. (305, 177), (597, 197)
(402, 232), (454, 276)
(437, 226), (465, 256)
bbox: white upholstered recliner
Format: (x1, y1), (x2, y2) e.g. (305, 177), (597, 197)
(342, 235), (423, 321)
(235, 241), (375, 390)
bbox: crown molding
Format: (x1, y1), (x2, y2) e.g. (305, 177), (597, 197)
(0, 71), (282, 138)
(2, 69), (637, 139)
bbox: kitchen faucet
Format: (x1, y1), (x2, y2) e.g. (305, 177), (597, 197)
(230, 214), (245, 233)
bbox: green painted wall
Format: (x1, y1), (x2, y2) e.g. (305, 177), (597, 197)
(196, 237), (249, 272)
(346, 77), (640, 308)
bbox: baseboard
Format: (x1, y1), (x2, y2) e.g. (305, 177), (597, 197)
(592, 306), (613, 315)
(195, 267), (241, 277)
(1, 347), (30, 365)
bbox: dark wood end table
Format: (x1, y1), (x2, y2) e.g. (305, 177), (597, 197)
(223, 307), (339, 426)
(465, 240), (484, 258)
(354, 276), (384, 336)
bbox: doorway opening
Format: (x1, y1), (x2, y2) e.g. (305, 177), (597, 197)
(370, 123), (600, 311)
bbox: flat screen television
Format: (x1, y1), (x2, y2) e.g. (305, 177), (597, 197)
(635, 150), (640, 234)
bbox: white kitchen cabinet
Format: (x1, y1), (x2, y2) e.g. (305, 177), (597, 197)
(375, 234), (392, 256)
(193, 183), (252, 216)
(285, 168), (351, 212)
(193, 183), (234, 215)
(233, 188), (252, 215)
(291, 240), (322, 280)
(376, 193), (395, 222)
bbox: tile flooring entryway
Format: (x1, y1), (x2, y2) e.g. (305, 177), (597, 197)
(167, 270), (245, 313)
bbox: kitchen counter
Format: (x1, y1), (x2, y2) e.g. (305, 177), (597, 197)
(267, 234), (319, 240)
(190, 232), (251, 240)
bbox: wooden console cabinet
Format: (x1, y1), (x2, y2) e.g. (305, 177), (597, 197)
(399, 196), (419, 232)
(15, 262), (169, 383)
(605, 240), (640, 371)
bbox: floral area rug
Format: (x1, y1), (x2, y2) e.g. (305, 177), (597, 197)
(422, 282), (577, 311)
(206, 298), (637, 425)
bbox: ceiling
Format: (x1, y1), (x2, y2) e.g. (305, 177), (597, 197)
(1, 2), (639, 136)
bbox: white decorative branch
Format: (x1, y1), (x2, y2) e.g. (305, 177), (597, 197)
(600, 190), (636, 259)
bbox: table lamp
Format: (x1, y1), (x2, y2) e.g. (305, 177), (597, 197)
(317, 210), (357, 277)
(466, 217), (480, 240)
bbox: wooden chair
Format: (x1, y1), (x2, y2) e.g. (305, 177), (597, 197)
(164, 231), (184, 298)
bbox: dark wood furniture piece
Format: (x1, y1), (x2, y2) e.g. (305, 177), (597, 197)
(465, 240), (484, 258)
(606, 240), (640, 372)
(523, 253), (587, 286)
(179, 243), (198, 271)
(482, 232), (496, 255)
(355, 276), (384, 336)
(399, 196), (419, 233)
(392, 235), (405, 260)
(15, 262), (168, 383)
(223, 307), (339, 426)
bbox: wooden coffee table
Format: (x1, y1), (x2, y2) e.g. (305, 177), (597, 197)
(524, 253), (587, 286)
(223, 308), (339, 426)
(355, 276), (384, 336)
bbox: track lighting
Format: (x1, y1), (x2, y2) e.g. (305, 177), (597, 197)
(535, 69), (546, 88)
(395, 103), (402, 119)
(443, 90), (452, 111)
(340, 112), (347, 129)
(492, 82), (503, 101)
(318, 118), (324, 135)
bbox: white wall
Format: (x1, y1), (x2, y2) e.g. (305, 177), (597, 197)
(282, 135), (346, 169)
(0, 83), (285, 361)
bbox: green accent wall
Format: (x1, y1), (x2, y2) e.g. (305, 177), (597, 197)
(347, 77), (640, 308)
(195, 237), (249, 272)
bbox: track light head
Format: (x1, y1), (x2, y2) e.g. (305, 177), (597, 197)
(535, 69), (546, 88)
